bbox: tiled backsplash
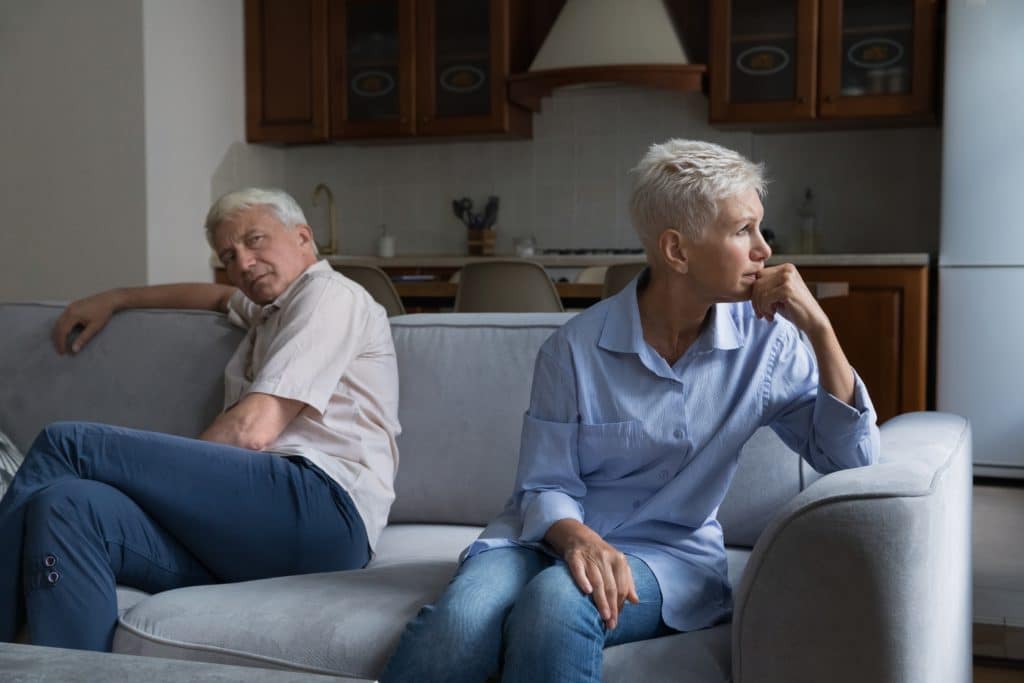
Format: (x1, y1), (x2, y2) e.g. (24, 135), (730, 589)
(271, 86), (941, 258)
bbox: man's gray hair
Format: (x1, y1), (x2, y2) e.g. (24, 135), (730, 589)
(205, 188), (316, 254)
(629, 139), (766, 248)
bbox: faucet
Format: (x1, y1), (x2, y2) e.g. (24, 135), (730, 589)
(311, 183), (337, 255)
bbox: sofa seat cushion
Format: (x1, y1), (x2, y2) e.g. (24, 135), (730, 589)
(114, 522), (751, 680)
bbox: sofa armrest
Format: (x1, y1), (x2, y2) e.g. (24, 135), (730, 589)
(731, 412), (972, 683)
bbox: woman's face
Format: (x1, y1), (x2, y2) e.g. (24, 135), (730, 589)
(683, 188), (772, 303)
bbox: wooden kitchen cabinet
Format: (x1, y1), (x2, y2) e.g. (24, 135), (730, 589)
(246, 0), (534, 142)
(245, 0), (330, 143)
(709, 0), (938, 126)
(800, 265), (928, 423)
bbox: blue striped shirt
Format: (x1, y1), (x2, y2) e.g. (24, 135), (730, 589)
(464, 274), (880, 631)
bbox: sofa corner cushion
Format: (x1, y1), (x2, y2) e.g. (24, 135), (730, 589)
(114, 562), (457, 679)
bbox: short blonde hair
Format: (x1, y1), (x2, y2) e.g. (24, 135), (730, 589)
(205, 188), (317, 255)
(629, 139), (766, 248)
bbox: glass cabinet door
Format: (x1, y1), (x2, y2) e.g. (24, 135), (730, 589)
(818, 0), (936, 118)
(417, 0), (509, 135)
(330, 0), (414, 138)
(710, 0), (817, 123)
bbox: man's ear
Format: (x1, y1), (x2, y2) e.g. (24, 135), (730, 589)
(657, 229), (688, 275)
(295, 224), (315, 249)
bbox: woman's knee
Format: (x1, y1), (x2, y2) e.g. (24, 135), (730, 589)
(506, 564), (603, 642)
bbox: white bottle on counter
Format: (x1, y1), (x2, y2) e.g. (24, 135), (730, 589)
(377, 224), (395, 258)
(798, 188), (818, 254)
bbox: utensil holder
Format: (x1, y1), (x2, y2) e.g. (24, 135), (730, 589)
(467, 228), (496, 256)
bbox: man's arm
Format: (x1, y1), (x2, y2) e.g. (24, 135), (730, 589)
(199, 391), (304, 450)
(53, 284), (237, 354)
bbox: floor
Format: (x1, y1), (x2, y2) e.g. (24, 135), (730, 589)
(973, 482), (1024, 679)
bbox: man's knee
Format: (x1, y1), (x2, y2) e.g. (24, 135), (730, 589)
(29, 421), (83, 457)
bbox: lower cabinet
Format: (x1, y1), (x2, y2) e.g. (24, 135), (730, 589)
(801, 265), (928, 423)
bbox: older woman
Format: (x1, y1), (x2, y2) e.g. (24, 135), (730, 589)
(382, 140), (879, 683)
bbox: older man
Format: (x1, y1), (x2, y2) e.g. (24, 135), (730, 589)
(382, 140), (880, 683)
(0, 188), (400, 651)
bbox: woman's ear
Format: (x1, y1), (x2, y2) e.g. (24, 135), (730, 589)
(657, 229), (688, 275)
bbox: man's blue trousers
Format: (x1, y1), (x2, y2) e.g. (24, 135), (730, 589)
(0, 421), (369, 650)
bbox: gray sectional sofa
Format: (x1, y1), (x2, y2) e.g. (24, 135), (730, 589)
(0, 302), (972, 682)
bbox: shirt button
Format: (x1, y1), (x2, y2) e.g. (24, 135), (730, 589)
(673, 429), (683, 439)
(44, 555), (57, 568)
(632, 500), (642, 509)
(47, 571), (60, 585)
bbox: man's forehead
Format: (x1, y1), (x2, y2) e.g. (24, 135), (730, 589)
(213, 205), (281, 245)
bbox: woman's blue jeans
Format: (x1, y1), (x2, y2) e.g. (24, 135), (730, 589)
(381, 545), (675, 683)
(0, 421), (369, 651)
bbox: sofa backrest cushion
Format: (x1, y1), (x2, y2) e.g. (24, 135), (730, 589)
(0, 304), (803, 548)
(0, 303), (241, 452)
(387, 313), (803, 548)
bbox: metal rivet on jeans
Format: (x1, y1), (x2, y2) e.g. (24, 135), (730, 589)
(47, 571), (60, 585)
(44, 555), (57, 568)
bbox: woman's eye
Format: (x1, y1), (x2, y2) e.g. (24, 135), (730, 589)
(738, 226), (750, 235)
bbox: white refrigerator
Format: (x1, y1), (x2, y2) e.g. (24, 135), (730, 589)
(938, 0), (1024, 477)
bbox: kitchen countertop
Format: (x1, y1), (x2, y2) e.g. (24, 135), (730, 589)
(325, 253), (930, 268)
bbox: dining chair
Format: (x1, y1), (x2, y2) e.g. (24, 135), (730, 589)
(454, 260), (564, 313)
(602, 262), (647, 299)
(336, 264), (406, 317)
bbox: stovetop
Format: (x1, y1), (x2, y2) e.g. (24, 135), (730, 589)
(540, 248), (644, 255)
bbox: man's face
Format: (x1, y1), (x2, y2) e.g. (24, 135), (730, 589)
(683, 187), (772, 303)
(213, 205), (317, 305)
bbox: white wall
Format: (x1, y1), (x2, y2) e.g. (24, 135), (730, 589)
(142, 0), (283, 285)
(278, 87), (941, 258)
(0, 0), (147, 300)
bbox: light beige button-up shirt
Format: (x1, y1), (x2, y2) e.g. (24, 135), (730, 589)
(223, 260), (400, 551)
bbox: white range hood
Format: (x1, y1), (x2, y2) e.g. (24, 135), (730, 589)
(508, 0), (706, 111)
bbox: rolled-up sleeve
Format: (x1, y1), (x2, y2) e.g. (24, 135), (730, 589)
(514, 346), (586, 543)
(764, 325), (880, 474)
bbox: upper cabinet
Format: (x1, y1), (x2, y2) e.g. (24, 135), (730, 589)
(709, 0), (939, 125)
(245, 0), (330, 143)
(245, 0), (534, 143)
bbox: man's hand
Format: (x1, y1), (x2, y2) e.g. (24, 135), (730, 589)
(751, 263), (829, 336)
(545, 519), (638, 630)
(53, 291), (124, 354)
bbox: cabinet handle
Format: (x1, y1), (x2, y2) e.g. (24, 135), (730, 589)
(797, 96), (805, 104)
(823, 94), (834, 104)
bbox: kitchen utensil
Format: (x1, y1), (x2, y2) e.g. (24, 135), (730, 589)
(482, 196), (499, 229)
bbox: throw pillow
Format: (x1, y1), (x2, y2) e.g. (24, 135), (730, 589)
(0, 429), (24, 501)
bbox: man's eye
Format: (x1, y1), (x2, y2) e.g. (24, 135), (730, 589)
(221, 253), (235, 264)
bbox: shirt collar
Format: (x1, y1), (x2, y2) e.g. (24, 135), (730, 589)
(598, 268), (744, 356)
(259, 259), (331, 318)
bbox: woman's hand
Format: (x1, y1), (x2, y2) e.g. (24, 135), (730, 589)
(752, 263), (856, 404)
(751, 263), (829, 336)
(545, 519), (638, 630)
